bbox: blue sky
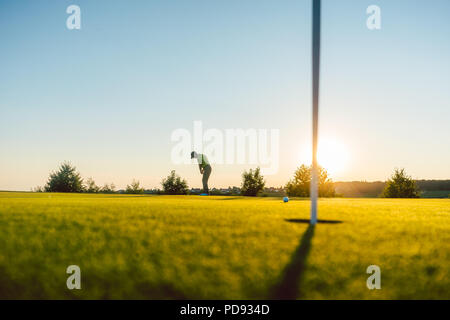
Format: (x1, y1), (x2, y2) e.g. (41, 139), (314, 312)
(1, 0), (449, 190)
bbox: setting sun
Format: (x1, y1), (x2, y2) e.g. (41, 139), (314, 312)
(317, 139), (350, 176)
(299, 138), (350, 177)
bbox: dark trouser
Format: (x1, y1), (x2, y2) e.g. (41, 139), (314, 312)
(202, 165), (212, 194)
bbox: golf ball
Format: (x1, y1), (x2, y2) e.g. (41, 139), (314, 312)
(283, 197), (289, 203)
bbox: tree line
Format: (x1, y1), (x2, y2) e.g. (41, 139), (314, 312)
(36, 162), (144, 194)
(335, 178), (450, 198)
(37, 162), (439, 198)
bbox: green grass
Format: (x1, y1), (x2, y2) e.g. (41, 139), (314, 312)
(0, 192), (449, 299)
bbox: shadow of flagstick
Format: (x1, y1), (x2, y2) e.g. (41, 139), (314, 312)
(269, 224), (315, 299)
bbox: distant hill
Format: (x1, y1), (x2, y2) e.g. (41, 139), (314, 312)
(335, 180), (450, 198)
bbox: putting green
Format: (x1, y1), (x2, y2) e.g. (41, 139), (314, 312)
(0, 192), (448, 299)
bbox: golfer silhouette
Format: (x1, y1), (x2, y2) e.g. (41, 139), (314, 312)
(191, 151), (211, 195)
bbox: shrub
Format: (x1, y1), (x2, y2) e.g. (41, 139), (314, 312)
(125, 179), (144, 194)
(161, 170), (189, 195)
(45, 162), (84, 193)
(285, 164), (335, 197)
(241, 167), (265, 196)
(382, 168), (419, 198)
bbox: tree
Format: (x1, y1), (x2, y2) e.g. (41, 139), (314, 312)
(99, 183), (116, 194)
(241, 167), (265, 196)
(33, 186), (44, 192)
(285, 164), (335, 197)
(125, 179), (144, 194)
(161, 170), (189, 195)
(85, 177), (100, 193)
(45, 162), (84, 193)
(318, 166), (336, 197)
(285, 164), (310, 197)
(383, 168), (419, 198)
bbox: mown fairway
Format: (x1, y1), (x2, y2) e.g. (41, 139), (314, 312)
(0, 192), (448, 299)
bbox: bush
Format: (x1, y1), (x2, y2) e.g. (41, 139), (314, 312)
(241, 167), (265, 196)
(383, 168), (419, 198)
(285, 164), (335, 197)
(45, 162), (84, 193)
(125, 179), (145, 194)
(161, 170), (189, 195)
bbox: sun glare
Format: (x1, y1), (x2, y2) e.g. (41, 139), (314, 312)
(317, 139), (349, 176)
(299, 138), (350, 177)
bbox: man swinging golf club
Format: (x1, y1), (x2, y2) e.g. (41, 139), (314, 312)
(191, 151), (212, 195)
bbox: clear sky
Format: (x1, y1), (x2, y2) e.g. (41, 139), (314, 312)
(1, 0), (449, 191)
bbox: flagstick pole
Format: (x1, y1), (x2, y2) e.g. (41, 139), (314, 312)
(311, 0), (321, 225)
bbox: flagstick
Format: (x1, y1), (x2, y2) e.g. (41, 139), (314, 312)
(311, 0), (321, 225)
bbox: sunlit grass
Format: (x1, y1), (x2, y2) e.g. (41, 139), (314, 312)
(0, 192), (448, 299)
